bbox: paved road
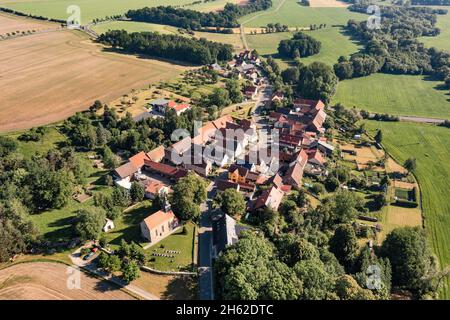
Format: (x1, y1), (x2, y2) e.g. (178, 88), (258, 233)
(198, 182), (217, 300)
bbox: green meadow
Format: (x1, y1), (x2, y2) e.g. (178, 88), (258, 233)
(333, 73), (450, 119)
(0, 0), (196, 23)
(420, 9), (450, 52)
(239, 0), (368, 28)
(365, 121), (450, 299)
(246, 26), (362, 67)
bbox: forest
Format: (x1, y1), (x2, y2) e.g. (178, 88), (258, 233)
(125, 0), (273, 30)
(334, 5), (449, 89)
(98, 30), (234, 65)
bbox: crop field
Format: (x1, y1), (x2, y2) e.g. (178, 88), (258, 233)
(333, 73), (450, 119)
(0, 28), (186, 132)
(0, 262), (134, 300)
(420, 9), (450, 52)
(0, 0), (196, 23)
(239, 0), (368, 28)
(0, 11), (58, 36)
(365, 121), (450, 298)
(246, 26), (362, 67)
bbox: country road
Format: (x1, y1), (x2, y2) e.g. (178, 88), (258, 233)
(239, 0), (288, 49)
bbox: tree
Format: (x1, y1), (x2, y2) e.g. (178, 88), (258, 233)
(381, 227), (436, 295)
(297, 62), (338, 104)
(281, 67), (300, 84)
(215, 231), (302, 300)
(98, 252), (121, 273)
(121, 260), (141, 283)
(215, 189), (246, 217)
(329, 224), (359, 272)
(171, 173), (207, 221)
(112, 187), (131, 207)
(207, 88), (231, 108)
(294, 258), (334, 300)
(0, 136), (17, 157)
(404, 157), (417, 173)
(225, 79), (243, 103)
(374, 129), (383, 144)
(335, 275), (375, 300)
(325, 176), (340, 192)
(74, 208), (106, 241)
(102, 146), (119, 169)
(130, 182), (145, 203)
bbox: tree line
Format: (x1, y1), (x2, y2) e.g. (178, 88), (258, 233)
(98, 30), (233, 65)
(125, 0), (273, 30)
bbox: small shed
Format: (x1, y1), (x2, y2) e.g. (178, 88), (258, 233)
(103, 219), (115, 233)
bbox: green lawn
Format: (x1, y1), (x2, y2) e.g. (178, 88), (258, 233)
(239, 0), (367, 27)
(365, 121), (450, 299)
(0, 0), (196, 23)
(419, 9), (450, 52)
(333, 73), (450, 119)
(145, 222), (196, 272)
(5, 126), (66, 157)
(247, 27), (362, 68)
(103, 201), (154, 250)
(92, 21), (179, 35)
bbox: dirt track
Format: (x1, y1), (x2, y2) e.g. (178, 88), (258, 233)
(0, 27), (187, 132)
(0, 262), (135, 300)
(308, 0), (349, 7)
(0, 12), (58, 35)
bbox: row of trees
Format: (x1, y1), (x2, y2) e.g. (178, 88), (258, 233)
(98, 30), (233, 65)
(125, 0), (273, 30)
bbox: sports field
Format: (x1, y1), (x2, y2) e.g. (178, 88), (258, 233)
(239, 0), (367, 27)
(0, 27), (186, 132)
(333, 73), (450, 119)
(365, 121), (450, 299)
(246, 26), (361, 67)
(419, 8), (450, 52)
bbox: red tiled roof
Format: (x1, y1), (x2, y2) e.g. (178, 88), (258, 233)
(145, 180), (166, 194)
(114, 162), (138, 179)
(229, 164), (249, 177)
(284, 161), (304, 187)
(217, 179), (239, 191)
(144, 160), (178, 176)
(254, 186), (284, 211)
(143, 210), (177, 230)
(147, 146), (165, 163)
(129, 151), (150, 168)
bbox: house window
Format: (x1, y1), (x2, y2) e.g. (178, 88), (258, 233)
(162, 225), (165, 233)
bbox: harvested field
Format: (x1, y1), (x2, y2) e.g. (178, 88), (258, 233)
(132, 272), (197, 300)
(0, 262), (135, 300)
(0, 12), (58, 36)
(0, 29), (187, 132)
(308, 0), (349, 7)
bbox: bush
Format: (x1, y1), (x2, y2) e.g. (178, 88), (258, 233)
(311, 183), (325, 195)
(325, 177), (340, 192)
(394, 199), (419, 208)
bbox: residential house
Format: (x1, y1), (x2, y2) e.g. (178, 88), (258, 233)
(113, 162), (139, 189)
(143, 159), (188, 181)
(149, 98), (170, 113)
(252, 185), (284, 212)
(144, 180), (171, 200)
(182, 154), (213, 177)
(212, 214), (248, 258)
(244, 85), (258, 100)
(147, 146), (165, 163)
(140, 209), (179, 244)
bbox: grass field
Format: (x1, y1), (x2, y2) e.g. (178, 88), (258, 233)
(239, 0), (367, 27)
(246, 26), (362, 67)
(333, 73), (450, 119)
(365, 121), (450, 299)
(145, 223), (196, 272)
(419, 9), (450, 52)
(0, 25), (186, 133)
(0, 0), (196, 23)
